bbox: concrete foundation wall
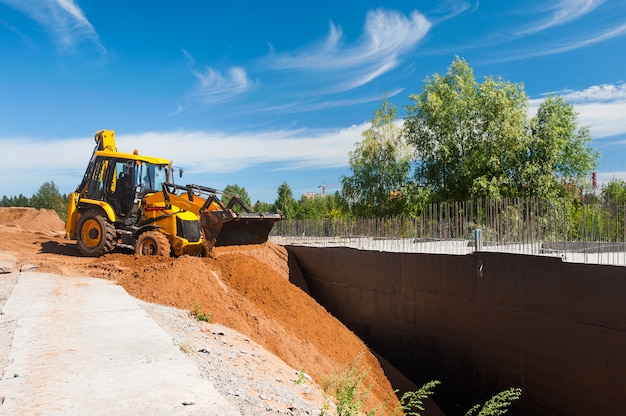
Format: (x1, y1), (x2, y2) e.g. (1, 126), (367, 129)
(286, 246), (626, 416)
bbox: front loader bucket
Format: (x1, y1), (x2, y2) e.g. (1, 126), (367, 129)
(214, 212), (283, 247)
(198, 209), (234, 252)
(199, 210), (282, 250)
(193, 187), (283, 251)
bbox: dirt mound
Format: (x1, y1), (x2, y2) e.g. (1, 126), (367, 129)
(0, 207), (65, 234)
(0, 207), (398, 412)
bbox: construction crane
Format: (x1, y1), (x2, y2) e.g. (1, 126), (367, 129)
(318, 183), (337, 198)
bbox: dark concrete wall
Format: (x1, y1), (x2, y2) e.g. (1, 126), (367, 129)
(286, 246), (626, 416)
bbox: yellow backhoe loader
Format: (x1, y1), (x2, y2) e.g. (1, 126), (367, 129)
(65, 130), (283, 257)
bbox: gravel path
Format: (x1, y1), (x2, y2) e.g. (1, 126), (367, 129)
(139, 300), (332, 415)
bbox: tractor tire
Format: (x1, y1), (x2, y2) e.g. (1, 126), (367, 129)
(76, 210), (116, 257)
(135, 230), (171, 256)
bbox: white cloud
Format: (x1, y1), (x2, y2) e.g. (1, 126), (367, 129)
(116, 126), (363, 173)
(190, 66), (256, 104)
(265, 8), (431, 92)
(0, 0), (105, 52)
(559, 83), (626, 138)
(0, 125), (366, 196)
(574, 101), (626, 138)
(528, 83), (626, 139)
(557, 83), (626, 102)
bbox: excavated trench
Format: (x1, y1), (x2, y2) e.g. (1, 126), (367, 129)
(287, 245), (626, 416)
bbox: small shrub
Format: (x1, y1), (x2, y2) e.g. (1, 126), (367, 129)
(398, 380), (441, 416)
(321, 352), (373, 416)
(465, 387), (522, 416)
(193, 303), (212, 323)
(295, 368), (307, 385)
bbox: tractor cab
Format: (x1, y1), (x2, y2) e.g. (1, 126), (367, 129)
(76, 150), (172, 223)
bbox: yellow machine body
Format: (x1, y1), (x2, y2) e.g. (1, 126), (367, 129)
(65, 130), (282, 257)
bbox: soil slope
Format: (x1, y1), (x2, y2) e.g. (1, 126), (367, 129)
(0, 207), (398, 413)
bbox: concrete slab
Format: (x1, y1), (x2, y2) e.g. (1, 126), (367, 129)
(0, 272), (240, 416)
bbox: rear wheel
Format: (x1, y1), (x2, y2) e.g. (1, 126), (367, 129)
(135, 230), (171, 256)
(76, 210), (116, 257)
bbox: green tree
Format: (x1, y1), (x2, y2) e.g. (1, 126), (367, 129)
(274, 182), (298, 219)
(341, 98), (411, 217)
(222, 184), (252, 212)
(14, 194), (30, 207)
(252, 200), (274, 212)
(293, 193), (345, 220)
(404, 57), (598, 201)
(295, 196), (324, 219)
(602, 178), (626, 203)
(519, 95), (599, 197)
(404, 57), (529, 201)
(321, 192), (346, 219)
(31, 181), (67, 219)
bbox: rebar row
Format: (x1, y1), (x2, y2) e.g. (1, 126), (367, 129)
(270, 197), (626, 266)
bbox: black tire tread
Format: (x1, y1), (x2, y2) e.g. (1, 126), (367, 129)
(76, 209), (116, 257)
(135, 230), (171, 256)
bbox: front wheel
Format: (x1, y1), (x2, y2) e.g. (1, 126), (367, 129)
(135, 230), (171, 256)
(76, 210), (116, 257)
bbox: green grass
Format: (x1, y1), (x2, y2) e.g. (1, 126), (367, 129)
(192, 303), (212, 323)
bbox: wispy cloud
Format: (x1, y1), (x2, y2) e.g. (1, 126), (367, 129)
(0, 0), (105, 53)
(515, 0), (603, 36)
(190, 66), (257, 104)
(470, 1), (623, 63)
(253, 89), (405, 115)
(429, 0), (476, 22)
(265, 8), (431, 92)
(483, 20), (626, 64)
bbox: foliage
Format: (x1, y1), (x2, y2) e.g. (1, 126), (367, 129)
(192, 303), (212, 323)
(318, 356), (520, 416)
(397, 380), (441, 416)
(601, 179), (626, 203)
(404, 57), (598, 202)
(274, 182), (299, 219)
(321, 352), (373, 416)
(520, 96), (599, 198)
(402, 182), (433, 217)
(222, 184), (252, 212)
(294, 368), (307, 385)
(465, 388), (522, 416)
(296, 193), (345, 220)
(341, 98), (412, 218)
(252, 200), (275, 212)
(1, 193), (31, 208)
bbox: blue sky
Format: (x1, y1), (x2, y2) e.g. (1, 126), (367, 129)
(1, 1), (625, 203)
